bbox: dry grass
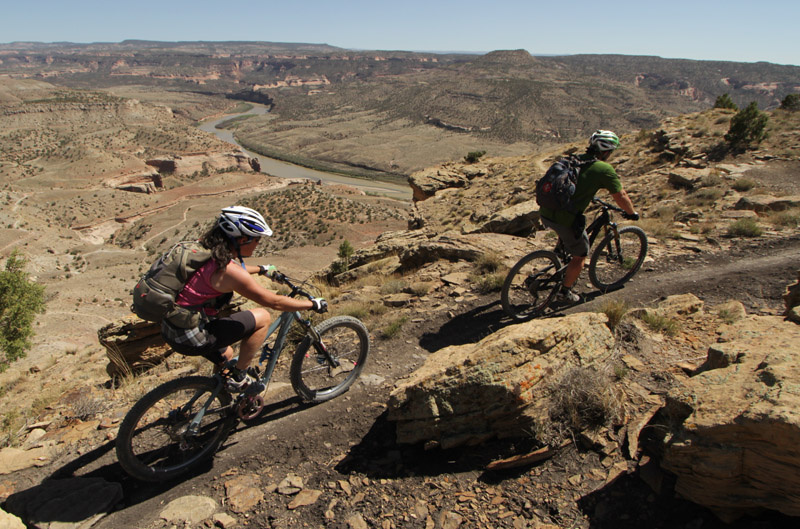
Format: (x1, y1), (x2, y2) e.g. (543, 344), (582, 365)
(597, 299), (630, 330)
(541, 366), (624, 446)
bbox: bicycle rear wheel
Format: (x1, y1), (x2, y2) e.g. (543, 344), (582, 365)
(501, 250), (562, 321)
(290, 316), (370, 403)
(588, 226), (648, 292)
(116, 376), (234, 482)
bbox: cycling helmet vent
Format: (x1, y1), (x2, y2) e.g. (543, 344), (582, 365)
(217, 206), (272, 239)
(589, 130), (620, 151)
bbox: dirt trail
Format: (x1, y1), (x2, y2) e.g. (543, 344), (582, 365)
(11, 234), (800, 529)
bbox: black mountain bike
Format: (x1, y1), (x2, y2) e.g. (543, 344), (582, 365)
(501, 198), (648, 321)
(116, 273), (370, 482)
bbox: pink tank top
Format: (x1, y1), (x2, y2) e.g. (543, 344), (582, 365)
(176, 259), (226, 314)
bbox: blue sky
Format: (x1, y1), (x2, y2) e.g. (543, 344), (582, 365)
(2, 0), (798, 66)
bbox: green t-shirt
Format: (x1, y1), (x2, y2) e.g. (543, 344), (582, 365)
(539, 154), (622, 227)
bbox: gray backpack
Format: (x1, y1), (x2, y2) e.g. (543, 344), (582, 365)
(131, 242), (213, 328)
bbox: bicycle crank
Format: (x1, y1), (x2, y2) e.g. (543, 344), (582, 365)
(236, 395), (265, 421)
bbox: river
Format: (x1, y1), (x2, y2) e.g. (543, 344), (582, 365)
(198, 105), (411, 201)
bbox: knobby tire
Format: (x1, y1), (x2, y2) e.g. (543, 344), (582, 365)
(501, 250), (562, 321)
(588, 225), (648, 292)
(116, 376), (234, 482)
(290, 316), (370, 403)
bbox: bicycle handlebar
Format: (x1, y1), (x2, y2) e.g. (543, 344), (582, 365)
(269, 272), (315, 301)
(591, 197), (622, 212)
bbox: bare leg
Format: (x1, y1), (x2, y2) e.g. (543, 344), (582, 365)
(563, 256), (586, 289)
(235, 308), (271, 371)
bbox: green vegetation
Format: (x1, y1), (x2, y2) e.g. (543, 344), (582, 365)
(469, 251), (507, 294)
(337, 240), (355, 270)
(726, 217), (763, 237)
(381, 316), (408, 339)
(713, 93), (738, 111)
(464, 150), (486, 164)
(780, 94), (800, 111)
(725, 101), (769, 151)
(732, 178), (756, 192)
(640, 311), (680, 336)
(0, 251), (46, 371)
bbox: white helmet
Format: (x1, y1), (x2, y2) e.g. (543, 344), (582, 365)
(589, 130), (620, 151)
(217, 206), (272, 239)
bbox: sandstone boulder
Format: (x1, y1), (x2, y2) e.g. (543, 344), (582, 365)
(408, 163), (486, 202)
(734, 194), (800, 213)
(97, 317), (173, 378)
(659, 315), (800, 521)
(323, 229), (533, 283)
(462, 200), (541, 236)
(386, 313), (616, 448)
(146, 151), (259, 176)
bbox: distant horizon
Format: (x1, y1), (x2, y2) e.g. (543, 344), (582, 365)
(1, 39), (797, 68)
(2, 1), (799, 67)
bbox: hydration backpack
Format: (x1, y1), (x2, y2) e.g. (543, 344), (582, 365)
(535, 155), (595, 212)
(131, 241), (213, 328)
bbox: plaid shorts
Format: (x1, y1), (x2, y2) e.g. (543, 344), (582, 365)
(161, 311), (256, 364)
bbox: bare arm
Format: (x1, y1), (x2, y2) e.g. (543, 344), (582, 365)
(215, 263), (314, 312)
(611, 189), (636, 215)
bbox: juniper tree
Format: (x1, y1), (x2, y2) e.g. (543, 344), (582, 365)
(725, 102), (768, 151)
(714, 93), (738, 111)
(0, 251), (46, 371)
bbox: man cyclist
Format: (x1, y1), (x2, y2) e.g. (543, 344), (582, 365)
(160, 206), (327, 394)
(538, 130), (639, 303)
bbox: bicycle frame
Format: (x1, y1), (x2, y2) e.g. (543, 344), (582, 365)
(554, 203), (617, 263)
(184, 311), (307, 432)
(257, 310), (304, 386)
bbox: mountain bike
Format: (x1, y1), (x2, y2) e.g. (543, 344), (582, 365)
(115, 272), (370, 482)
(501, 198), (648, 321)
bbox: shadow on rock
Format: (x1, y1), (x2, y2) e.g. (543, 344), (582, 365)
(419, 299), (509, 353)
(336, 412), (541, 480)
(577, 466), (799, 529)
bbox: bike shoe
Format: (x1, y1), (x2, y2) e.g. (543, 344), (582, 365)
(556, 286), (581, 304)
(226, 373), (266, 396)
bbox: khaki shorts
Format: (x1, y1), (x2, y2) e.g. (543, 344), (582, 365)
(541, 216), (590, 257)
(161, 310), (257, 364)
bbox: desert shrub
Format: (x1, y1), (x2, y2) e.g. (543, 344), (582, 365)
(463, 150), (486, 164)
(767, 209), (800, 229)
(380, 316), (408, 339)
(0, 251), (46, 372)
(597, 299), (629, 330)
(725, 102), (769, 151)
(379, 278), (407, 295)
(732, 178), (756, 192)
(640, 312), (680, 336)
(713, 93), (738, 111)
(545, 366), (624, 444)
(637, 218), (675, 239)
(409, 281), (435, 297)
(474, 251), (504, 273)
(726, 217), (763, 237)
(471, 271), (506, 294)
(699, 173), (723, 187)
(780, 94), (800, 111)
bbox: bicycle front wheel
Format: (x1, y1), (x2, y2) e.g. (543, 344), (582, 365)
(116, 376), (234, 482)
(501, 250), (562, 321)
(588, 226), (648, 292)
(290, 316), (370, 403)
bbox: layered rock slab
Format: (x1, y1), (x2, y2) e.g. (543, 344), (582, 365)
(387, 313), (616, 448)
(661, 315), (800, 521)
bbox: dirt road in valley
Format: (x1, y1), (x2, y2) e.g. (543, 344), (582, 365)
(12, 234), (800, 529)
